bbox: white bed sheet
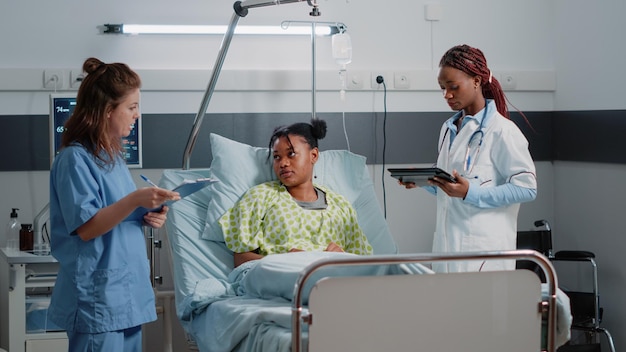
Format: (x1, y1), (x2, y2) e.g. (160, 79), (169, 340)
(178, 248), (431, 352)
(190, 297), (293, 352)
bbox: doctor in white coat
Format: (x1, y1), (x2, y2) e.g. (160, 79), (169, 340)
(401, 44), (537, 272)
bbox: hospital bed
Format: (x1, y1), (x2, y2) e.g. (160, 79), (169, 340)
(156, 2), (570, 349)
(159, 133), (572, 352)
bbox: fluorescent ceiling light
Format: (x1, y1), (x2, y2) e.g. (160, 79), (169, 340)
(103, 24), (337, 36)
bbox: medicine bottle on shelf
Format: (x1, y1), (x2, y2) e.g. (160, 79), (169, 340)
(20, 223), (34, 251)
(5, 208), (20, 253)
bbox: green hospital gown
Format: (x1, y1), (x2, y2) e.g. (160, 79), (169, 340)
(220, 181), (373, 256)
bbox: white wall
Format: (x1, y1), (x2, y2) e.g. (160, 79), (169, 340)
(553, 0), (626, 348)
(0, 0), (555, 71)
(2, 0), (624, 350)
(0, 0), (556, 114)
(554, 0), (626, 111)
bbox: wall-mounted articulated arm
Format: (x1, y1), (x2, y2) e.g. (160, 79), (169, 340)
(237, 0), (319, 14)
(182, 0), (320, 170)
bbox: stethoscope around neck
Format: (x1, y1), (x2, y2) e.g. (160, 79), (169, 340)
(439, 100), (489, 175)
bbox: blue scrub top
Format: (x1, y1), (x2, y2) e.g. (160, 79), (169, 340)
(48, 145), (156, 333)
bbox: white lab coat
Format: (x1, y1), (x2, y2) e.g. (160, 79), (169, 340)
(433, 100), (537, 273)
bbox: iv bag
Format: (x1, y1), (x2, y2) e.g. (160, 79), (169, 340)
(332, 32), (352, 66)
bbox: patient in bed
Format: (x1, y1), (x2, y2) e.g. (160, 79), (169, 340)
(219, 118), (373, 267)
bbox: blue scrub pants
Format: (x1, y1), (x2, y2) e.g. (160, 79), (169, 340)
(67, 325), (142, 352)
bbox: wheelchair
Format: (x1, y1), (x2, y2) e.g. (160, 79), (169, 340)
(516, 220), (616, 352)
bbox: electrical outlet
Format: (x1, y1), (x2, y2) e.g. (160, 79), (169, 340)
(346, 71), (364, 89)
(500, 72), (517, 90)
(394, 72), (410, 89)
(371, 72), (391, 89)
(424, 3), (443, 21)
(70, 70), (84, 88)
(43, 70), (64, 89)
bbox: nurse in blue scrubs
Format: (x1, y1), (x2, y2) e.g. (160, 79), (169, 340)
(48, 57), (180, 352)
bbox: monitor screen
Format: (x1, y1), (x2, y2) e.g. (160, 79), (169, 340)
(49, 94), (142, 168)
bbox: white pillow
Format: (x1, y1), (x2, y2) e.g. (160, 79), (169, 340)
(202, 133), (397, 255)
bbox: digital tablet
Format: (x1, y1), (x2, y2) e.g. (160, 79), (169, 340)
(388, 167), (456, 186)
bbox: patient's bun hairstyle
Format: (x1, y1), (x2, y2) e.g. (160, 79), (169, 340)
(62, 57), (141, 165)
(268, 118), (328, 154)
(439, 44), (509, 119)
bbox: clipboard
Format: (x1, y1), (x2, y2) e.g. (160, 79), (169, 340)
(388, 167), (456, 186)
(144, 177), (218, 212)
(165, 177), (218, 205)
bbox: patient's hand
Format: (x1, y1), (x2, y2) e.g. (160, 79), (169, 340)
(325, 242), (344, 252)
(288, 243), (344, 253)
(234, 251), (264, 268)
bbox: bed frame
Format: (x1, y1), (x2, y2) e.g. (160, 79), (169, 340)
(293, 250), (559, 352)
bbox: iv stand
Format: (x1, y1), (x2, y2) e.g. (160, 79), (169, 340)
(280, 20), (346, 123)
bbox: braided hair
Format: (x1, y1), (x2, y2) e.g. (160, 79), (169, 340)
(268, 118), (327, 159)
(439, 44), (509, 119)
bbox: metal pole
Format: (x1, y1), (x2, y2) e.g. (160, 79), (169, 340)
(241, 0), (308, 9)
(182, 12), (240, 170)
(311, 21), (317, 120)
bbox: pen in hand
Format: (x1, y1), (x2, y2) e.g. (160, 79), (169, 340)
(140, 174), (159, 188)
